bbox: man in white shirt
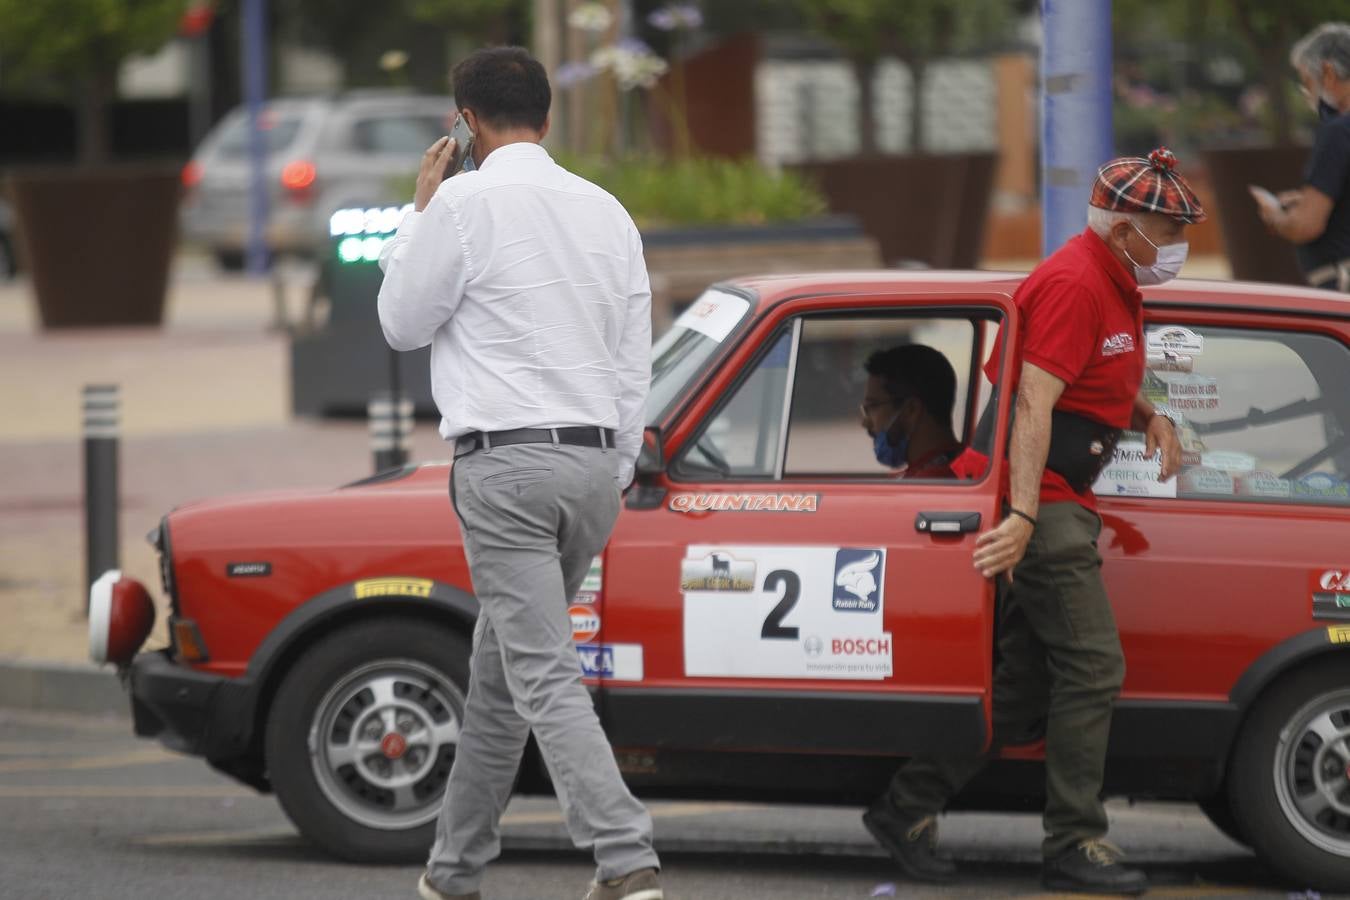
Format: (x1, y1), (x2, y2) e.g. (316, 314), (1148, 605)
(378, 47), (660, 900)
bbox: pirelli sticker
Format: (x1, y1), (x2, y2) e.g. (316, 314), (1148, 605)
(354, 577), (433, 599)
(1329, 625), (1350, 645)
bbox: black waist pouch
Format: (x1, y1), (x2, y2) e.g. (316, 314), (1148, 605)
(1045, 409), (1122, 493)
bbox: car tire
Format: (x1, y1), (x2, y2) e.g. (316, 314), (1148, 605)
(1197, 793), (1248, 847)
(1228, 656), (1350, 892)
(264, 618), (470, 863)
(214, 249), (246, 272)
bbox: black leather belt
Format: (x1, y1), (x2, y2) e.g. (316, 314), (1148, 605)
(454, 426), (615, 458)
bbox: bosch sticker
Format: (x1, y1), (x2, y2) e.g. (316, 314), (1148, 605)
(668, 492), (820, 514)
(354, 577), (433, 599)
(682, 545), (891, 680)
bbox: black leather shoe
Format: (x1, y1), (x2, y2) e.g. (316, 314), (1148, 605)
(1042, 840), (1149, 895)
(862, 800), (957, 883)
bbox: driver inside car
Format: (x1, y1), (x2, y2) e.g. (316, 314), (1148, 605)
(860, 344), (987, 479)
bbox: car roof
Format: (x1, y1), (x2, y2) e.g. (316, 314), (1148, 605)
(724, 270), (1350, 320)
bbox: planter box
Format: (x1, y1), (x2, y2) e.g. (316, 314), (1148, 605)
(8, 167), (179, 328)
(1202, 146), (1309, 286)
(642, 216), (881, 330)
(794, 155), (997, 270)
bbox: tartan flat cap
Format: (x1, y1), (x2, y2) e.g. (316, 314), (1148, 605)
(1090, 147), (1207, 224)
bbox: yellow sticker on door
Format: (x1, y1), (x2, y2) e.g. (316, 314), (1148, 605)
(1328, 625), (1350, 645)
(355, 577), (433, 599)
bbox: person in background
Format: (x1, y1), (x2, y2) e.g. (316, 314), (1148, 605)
(1254, 22), (1350, 290)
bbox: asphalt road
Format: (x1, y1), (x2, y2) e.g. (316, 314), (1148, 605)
(0, 708), (1302, 900)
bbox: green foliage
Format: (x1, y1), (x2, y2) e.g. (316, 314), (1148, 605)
(796, 0), (1014, 63)
(393, 156), (828, 228)
(560, 155), (828, 228)
(0, 0), (188, 83)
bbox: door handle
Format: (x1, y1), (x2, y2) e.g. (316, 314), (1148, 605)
(915, 511), (982, 534)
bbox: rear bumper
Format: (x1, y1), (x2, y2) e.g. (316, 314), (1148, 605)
(128, 650), (256, 761)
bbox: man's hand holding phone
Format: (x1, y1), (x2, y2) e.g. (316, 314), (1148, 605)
(415, 136), (456, 212)
(414, 115), (475, 212)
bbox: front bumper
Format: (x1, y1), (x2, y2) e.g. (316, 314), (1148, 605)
(129, 650), (256, 761)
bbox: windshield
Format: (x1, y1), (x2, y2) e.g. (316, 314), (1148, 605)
(646, 288), (751, 424)
(212, 109), (305, 159)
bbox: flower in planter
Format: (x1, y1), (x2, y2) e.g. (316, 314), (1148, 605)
(591, 39), (669, 91)
(568, 2), (613, 33)
(648, 3), (703, 32)
(555, 60), (600, 89)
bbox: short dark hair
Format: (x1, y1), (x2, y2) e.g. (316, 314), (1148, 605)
(864, 344), (957, 422)
(451, 46), (551, 131)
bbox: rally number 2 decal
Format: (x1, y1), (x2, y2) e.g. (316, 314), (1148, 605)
(760, 570), (800, 640)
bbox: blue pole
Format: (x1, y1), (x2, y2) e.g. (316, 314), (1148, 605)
(242, 0), (269, 274)
(1040, 0), (1113, 256)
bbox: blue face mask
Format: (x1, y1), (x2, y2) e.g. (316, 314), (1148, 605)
(872, 412), (909, 468)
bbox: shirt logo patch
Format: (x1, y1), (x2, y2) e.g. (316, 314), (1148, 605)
(1101, 332), (1136, 357)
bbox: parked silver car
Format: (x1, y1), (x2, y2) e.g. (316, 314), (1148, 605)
(181, 91), (453, 269)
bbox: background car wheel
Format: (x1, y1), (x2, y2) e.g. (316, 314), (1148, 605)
(213, 249), (246, 272)
(265, 618), (469, 862)
(1197, 793), (1248, 847)
(1228, 656), (1350, 892)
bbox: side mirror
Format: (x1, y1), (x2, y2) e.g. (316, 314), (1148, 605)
(635, 426), (665, 477)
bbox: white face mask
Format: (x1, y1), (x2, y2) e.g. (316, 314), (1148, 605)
(1125, 222), (1188, 286)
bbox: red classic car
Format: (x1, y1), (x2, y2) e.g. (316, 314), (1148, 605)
(92, 272), (1350, 891)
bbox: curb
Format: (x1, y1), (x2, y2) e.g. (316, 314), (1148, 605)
(0, 656), (129, 717)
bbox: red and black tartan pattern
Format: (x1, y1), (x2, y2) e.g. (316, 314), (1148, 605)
(1089, 147), (1207, 224)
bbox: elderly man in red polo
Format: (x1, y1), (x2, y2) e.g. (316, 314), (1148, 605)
(863, 148), (1199, 896)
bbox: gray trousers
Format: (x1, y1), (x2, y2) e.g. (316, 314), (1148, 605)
(426, 442), (658, 895)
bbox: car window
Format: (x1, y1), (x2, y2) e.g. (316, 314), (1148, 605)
(784, 314), (995, 478)
(673, 328), (793, 480)
(212, 110), (305, 158)
(647, 289), (752, 426)
(1093, 324), (1350, 505)
(351, 116), (448, 155)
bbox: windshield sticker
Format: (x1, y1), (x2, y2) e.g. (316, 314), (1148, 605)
(1147, 325), (1205, 356)
(675, 291), (750, 343)
(1092, 440), (1177, 498)
(355, 577), (433, 599)
(683, 544), (891, 680)
(1179, 466), (1234, 496)
(1147, 351), (1194, 373)
(669, 492), (820, 513)
(1165, 374), (1219, 410)
(1328, 625), (1350, 645)
(1235, 471), (1292, 499)
(1200, 450), (1257, 474)
(1294, 473), (1350, 501)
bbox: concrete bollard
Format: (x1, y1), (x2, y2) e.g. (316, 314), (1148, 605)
(83, 384), (120, 614)
(368, 393), (413, 474)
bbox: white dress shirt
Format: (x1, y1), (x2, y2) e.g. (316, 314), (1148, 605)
(377, 142), (652, 483)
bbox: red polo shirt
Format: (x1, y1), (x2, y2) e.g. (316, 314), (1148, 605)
(984, 228), (1145, 510)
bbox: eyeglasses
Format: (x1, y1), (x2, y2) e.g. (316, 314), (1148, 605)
(859, 399), (893, 416)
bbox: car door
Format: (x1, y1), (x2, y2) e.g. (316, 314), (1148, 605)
(598, 289), (1017, 758)
(1091, 311), (1350, 707)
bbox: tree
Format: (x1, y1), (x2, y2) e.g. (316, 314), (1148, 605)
(797, 0), (1015, 155)
(0, 0), (189, 165)
(1114, 0), (1350, 146)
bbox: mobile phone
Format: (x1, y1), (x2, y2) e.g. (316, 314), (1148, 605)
(1248, 184), (1279, 209)
(446, 113), (475, 178)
